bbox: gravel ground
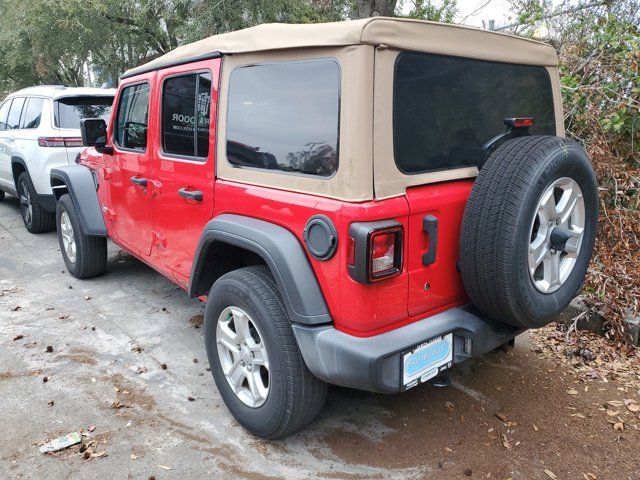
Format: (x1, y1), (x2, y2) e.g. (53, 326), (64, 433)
(1, 196), (639, 480)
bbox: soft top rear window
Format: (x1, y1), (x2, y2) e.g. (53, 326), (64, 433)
(393, 52), (556, 175)
(55, 96), (113, 129)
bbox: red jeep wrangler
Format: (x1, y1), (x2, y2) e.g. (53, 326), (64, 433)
(50, 18), (598, 439)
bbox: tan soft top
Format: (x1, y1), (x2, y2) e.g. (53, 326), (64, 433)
(122, 17), (558, 79)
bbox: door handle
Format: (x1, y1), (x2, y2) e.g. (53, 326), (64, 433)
(130, 176), (147, 187)
(422, 214), (438, 266)
(178, 188), (203, 202)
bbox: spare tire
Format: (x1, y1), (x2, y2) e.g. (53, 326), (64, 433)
(460, 136), (598, 329)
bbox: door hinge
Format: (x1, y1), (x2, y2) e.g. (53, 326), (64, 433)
(101, 206), (116, 221)
(148, 179), (162, 196)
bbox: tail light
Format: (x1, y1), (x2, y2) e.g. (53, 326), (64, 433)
(348, 220), (403, 283)
(506, 117), (535, 128)
(38, 137), (84, 147)
(370, 229), (400, 277)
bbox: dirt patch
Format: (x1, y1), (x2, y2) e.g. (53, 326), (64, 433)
(103, 373), (157, 411)
(0, 370), (41, 382)
(318, 347), (640, 479)
(58, 354), (97, 366)
(217, 461), (284, 480)
(189, 314), (204, 329)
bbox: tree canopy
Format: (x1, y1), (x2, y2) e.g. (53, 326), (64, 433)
(0, 0), (459, 94)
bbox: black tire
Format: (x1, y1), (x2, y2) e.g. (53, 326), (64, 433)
(17, 171), (55, 233)
(56, 194), (107, 279)
(204, 266), (327, 439)
(460, 136), (598, 329)
(0, 189), (5, 201)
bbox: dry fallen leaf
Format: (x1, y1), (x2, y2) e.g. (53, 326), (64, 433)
(543, 469), (558, 480)
(158, 465), (173, 470)
(130, 454), (138, 460)
(613, 422), (624, 431)
(501, 433), (512, 450)
(533, 424), (539, 431)
(495, 412), (508, 422)
(567, 389), (578, 395)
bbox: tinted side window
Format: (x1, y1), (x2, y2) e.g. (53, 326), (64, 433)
(115, 83), (150, 151)
(227, 59), (340, 177)
(21, 97), (44, 129)
(162, 72), (211, 159)
(7, 97), (25, 130)
(0, 100), (11, 131)
(394, 52), (556, 174)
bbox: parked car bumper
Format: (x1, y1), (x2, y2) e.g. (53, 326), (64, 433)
(292, 305), (524, 394)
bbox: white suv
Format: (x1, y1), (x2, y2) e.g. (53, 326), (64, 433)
(0, 85), (115, 233)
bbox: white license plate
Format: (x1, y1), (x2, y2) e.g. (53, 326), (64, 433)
(402, 333), (453, 390)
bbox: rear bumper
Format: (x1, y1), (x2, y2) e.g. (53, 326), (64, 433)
(292, 305), (524, 394)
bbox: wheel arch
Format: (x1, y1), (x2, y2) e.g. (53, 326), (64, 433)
(190, 214), (332, 326)
(50, 165), (107, 236)
(11, 156), (28, 185)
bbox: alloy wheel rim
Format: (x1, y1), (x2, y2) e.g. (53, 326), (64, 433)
(19, 181), (32, 226)
(528, 177), (585, 293)
(60, 211), (77, 263)
(216, 306), (270, 408)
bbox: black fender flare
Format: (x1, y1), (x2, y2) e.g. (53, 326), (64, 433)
(189, 214), (332, 326)
(50, 165), (107, 236)
(11, 155), (28, 176)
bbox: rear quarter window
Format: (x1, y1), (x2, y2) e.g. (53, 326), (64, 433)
(55, 96), (113, 129)
(7, 97), (25, 130)
(21, 97), (44, 129)
(226, 58), (340, 177)
(0, 100), (11, 131)
(393, 52), (556, 174)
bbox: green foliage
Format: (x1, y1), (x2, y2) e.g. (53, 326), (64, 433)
(183, 0), (347, 42)
(398, 0), (457, 22)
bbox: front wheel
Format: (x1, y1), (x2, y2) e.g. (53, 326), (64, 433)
(56, 194), (107, 279)
(204, 266), (327, 439)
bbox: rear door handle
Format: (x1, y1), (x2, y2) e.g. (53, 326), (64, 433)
(422, 214), (438, 266)
(130, 176), (147, 187)
(178, 188), (203, 202)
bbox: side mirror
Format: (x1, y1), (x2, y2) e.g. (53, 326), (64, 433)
(80, 118), (107, 148)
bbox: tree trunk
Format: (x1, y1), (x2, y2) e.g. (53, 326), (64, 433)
(352, 0), (398, 18)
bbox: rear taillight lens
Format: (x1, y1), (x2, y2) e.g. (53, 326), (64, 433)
(38, 137), (83, 148)
(347, 220), (403, 284)
(369, 227), (402, 281)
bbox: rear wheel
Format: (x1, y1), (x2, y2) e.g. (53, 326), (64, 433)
(17, 171), (55, 233)
(0, 190), (5, 201)
(56, 194), (107, 279)
(205, 266), (327, 439)
(460, 136), (598, 329)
